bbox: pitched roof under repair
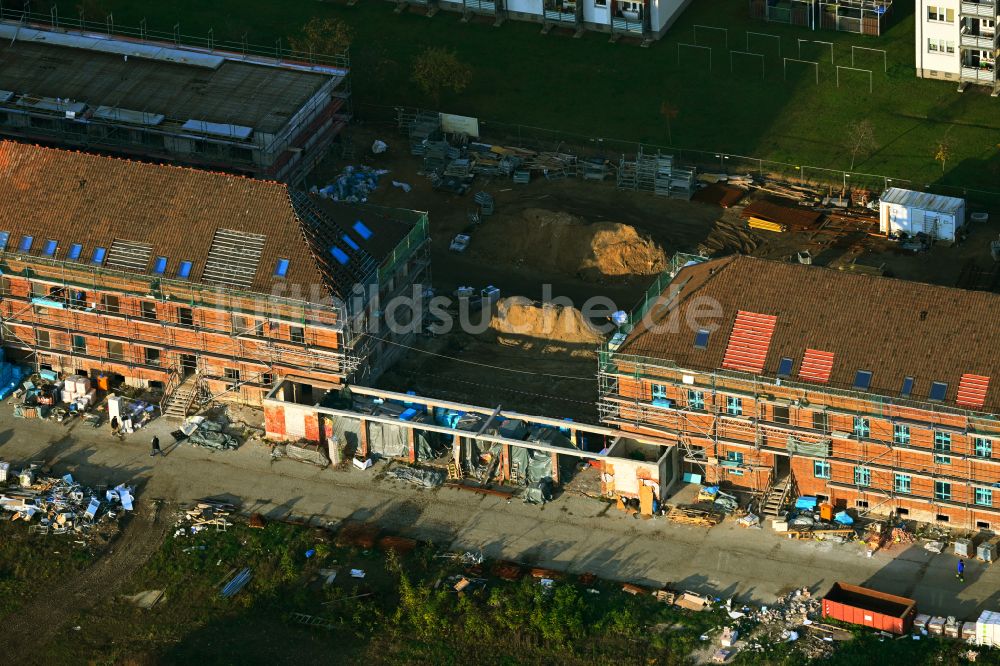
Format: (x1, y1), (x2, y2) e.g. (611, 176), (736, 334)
(616, 255), (1000, 413)
(0, 141), (420, 302)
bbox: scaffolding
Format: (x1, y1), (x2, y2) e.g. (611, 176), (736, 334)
(0, 250), (360, 404)
(598, 257), (1000, 524)
(0, 12), (352, 183)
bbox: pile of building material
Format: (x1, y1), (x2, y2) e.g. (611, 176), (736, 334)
(387, 465), (445, 488)
(274, 440), (332, 468)
(0, 467), (133, 538)
(311, 165), (389, 203)
(741, 200), (824, 233)
(179, 415), (239, 451)
(698, 217), (760, 255)
(175, 498), (236, 535)
(667, 505), (723, 526)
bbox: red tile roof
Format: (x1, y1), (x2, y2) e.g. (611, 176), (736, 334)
(616, 256), (1000, 413)
(0, 141), (418, 302)
(721, 311), (777, 374)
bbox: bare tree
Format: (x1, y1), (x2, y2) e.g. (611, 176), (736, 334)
(845, 119), (877, 171)
(412, 47), (472, 107)
(660, 102), (679, 146)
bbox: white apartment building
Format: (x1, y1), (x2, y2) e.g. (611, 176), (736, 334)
(404, 0), (692, 42)
(916, 0), (999, 93)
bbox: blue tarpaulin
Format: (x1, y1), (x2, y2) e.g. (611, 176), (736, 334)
(795, 496), (818, 510)
(834, 511), (854, 525)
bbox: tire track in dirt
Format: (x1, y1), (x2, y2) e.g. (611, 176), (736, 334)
(3, 499), (171, 663)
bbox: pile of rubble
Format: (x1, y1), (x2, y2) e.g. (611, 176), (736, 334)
(0, 465), (134, 539)
(717, 587), (837, 661)
(174, 498), (237, 536)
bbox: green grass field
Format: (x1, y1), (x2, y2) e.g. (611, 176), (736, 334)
(46, 0), (1000, 192)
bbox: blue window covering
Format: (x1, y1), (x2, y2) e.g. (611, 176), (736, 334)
(353, 221), (373, 239)
(153, 257), (168, 274)
(929, 382), (947, 401)
(42, 240), (57, 256)
(274, 258), (290, 277)
(92, 247), (107, 264)
(341, 235), (360, 251)
(331, 247), (350, 265)
(68, 243), (83, 260)
(178, 261), (193, 278)
(19, 235), (33, 252)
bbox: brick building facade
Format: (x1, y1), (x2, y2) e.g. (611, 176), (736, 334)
(0, 141), (429, 406)
(599, 255), (1000, 529)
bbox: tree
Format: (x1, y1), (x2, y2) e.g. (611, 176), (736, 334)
(934, 138), (952, 174)
(660, 102), (679, 146)
(412, 47), (472, 106)
(844, 119), (877, 171)
(288, 17), (353, 58)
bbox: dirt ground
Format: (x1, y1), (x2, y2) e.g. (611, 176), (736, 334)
(309, 126), (1000, 423)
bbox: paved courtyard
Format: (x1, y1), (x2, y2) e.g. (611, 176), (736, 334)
(1, 404), (997, 620)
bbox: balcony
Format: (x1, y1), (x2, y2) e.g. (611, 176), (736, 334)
(962, 65), (997, 82)
(961, 0), (997, 18)
(961, 32), (997, 49)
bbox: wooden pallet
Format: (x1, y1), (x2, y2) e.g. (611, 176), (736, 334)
(666, 506), (722, 527)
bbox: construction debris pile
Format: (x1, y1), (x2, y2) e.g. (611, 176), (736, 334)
(386, 465), (445, 488)
(489, 296), (605, 345)
(311, 165), (390, 203)
(771, 497), (857, 542)
(174, 498), (236, 535)
(0, 466), (134, 539)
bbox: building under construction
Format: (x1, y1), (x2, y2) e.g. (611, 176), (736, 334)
(0, 20), (349, 182)
(599, 254), (1000, 530)
(0, 141), (429, 414)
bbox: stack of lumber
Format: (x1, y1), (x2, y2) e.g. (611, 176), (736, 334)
(741, 200), (824, 232)
(698, 217), (760, 255)
(666, 506), (723, 527)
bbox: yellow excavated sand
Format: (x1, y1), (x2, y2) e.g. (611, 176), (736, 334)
(474, 208), (667, 282)
(490, 296), (605, 344)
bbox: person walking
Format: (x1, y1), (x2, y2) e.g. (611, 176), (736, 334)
(957, 558), (965, 583)
(110, 416), (119, 434)
(150, 435), (161, 457)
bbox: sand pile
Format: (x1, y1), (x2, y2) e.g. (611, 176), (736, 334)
(474, 208), (667, 282)
(490, 297), (605, 344)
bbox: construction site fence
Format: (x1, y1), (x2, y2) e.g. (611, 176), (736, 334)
(0, 7), (350, 69)
(358, 102), (1000, 206)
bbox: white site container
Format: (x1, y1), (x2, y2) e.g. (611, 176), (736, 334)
(879, 187), (965, 242)
(0, 461), (9, 482)
(976, 610), (1000, 647)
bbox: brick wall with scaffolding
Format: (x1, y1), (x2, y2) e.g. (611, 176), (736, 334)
(598, 349), (1000, 528)
(0, 252), (357, 406)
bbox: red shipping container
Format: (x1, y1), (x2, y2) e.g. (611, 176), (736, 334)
(822, 582), (917, 635)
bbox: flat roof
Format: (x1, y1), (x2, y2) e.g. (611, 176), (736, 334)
(881, 187), (964, 215)
(0, 25), (338, 135)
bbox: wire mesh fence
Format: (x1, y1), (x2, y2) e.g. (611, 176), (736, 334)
(358, 102), (1000, 205)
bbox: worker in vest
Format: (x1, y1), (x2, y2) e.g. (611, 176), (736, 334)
(957, 559), (965, 583)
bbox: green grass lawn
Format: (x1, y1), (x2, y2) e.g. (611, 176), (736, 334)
(46, 0), (1000, 193)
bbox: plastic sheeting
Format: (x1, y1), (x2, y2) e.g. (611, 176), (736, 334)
(329, 416), (439, 461)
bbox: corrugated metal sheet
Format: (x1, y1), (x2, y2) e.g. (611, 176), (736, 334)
(881, 187), (964, 214)
(721, 311), (777, 374)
